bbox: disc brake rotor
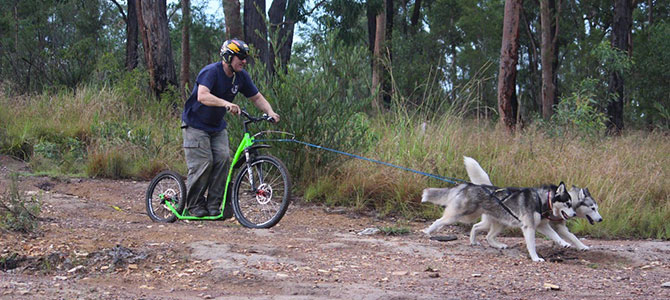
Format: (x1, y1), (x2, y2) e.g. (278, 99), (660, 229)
(160, 188), (177, 206)
(255, 183), (273, 205)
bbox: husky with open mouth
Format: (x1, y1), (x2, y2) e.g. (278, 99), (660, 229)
(421, 161), (576, 262)
(464, 156), (603, 252)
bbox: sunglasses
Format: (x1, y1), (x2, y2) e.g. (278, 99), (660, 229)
(236, 54), (248, 60)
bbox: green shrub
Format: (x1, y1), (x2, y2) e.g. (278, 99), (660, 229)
(86, 146), (132, 179)
(0, 174), (41, 233)
(550, 78), (608, 137)
(242, 33), (374, 184)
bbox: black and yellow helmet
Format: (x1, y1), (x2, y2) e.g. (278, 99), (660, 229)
(220, 39), (250, 63)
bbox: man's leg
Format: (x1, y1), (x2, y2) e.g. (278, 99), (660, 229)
(205, 129), (231, 217)
(182, 124), (213, 217)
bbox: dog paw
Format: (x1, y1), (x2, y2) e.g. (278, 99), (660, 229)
(421, 228), (431, 235)
(470, 241), (481, 246)
(532, 257), (545, 262)
(559, 242), (571, 248)
(577, 245), (590, 251)
(490, 243), (508, 249)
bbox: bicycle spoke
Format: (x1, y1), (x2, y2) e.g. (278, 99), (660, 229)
(146, 171), (185, 223)
(232, 155), (290, 228)
(237, 160), (286, 225)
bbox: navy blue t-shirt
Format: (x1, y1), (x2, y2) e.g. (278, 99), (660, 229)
(181, 62), (259, 132)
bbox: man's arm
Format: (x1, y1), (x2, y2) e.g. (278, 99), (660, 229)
(248, 92), (280, 122)
(197, 85), (241, 114)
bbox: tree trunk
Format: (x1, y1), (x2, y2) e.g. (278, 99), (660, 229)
(278, 1), (297, 69)
(521, 9), (541, 113)
(222, 0), (243, 39)
(410, 0), (422, 29)
(367, 2), (378, 71)
(136, 0), (177, 95)
(111, 0), (139, 71)
(540, 0), (557, 120)
(244, 0), (269, 68)
(382, 0), (393, 106)
(497, 0), (522, 132)
(371, 5), (386, 111)
(268, 0), (287, 74)
(126, 0), (139, 71)
(180, 0), (191, 99)
(606, 0), (633, 134)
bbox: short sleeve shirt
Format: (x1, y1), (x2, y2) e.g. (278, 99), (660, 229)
(181, 62), (259, 132)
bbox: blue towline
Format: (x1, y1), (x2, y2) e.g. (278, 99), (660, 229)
(254, 138), (467, 185)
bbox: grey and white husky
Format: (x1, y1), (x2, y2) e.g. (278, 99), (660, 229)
(421, 162), (576, 262)
(464, 156), (603, 251)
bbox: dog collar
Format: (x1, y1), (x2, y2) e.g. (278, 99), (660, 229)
(540, 191), (563, 222)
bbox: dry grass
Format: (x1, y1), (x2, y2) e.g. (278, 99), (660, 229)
(2, 86), (668, 238)
(326, 115), (670, 239)
(1, 86), (185, 178)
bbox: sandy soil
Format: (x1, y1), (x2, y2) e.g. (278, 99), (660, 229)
(1, 155), (669, 299)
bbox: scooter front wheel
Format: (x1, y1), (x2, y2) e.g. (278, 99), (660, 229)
(231, 155), (291, 228)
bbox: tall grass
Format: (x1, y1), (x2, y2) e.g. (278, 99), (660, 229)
(310, 110), (670, 239)
(0, 84), (184, 179)
(2, 83), (668, 239)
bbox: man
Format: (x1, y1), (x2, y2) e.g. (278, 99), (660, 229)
(181, 39), (280, 217)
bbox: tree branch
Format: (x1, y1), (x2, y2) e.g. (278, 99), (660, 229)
(168, 2), (182, 20)
(299, 0), (326, 20)
(110, 0), (128, 23)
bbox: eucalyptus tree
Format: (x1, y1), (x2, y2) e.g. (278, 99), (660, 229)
(136, 0), (178, 96)
(111, 0), (139, 71)
(222, 0), (243, 39)
(180, 0), (191, 98)
(244, 0), (269, 67)
(540, 0), (559, 120)
(497, 0), (522, 131)
(607, 0), (636, 134)
(269, 0), (308, 73)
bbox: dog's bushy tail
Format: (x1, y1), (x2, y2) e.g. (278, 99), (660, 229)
(463, 156), (493, 185)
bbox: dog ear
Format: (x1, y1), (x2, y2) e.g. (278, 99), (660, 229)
(556, 182), (566, 194)
(584, 188), (591, 197)
(579, 188), (586, 199)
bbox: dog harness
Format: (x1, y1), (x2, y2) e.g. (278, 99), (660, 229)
(479, 186), (521, 222)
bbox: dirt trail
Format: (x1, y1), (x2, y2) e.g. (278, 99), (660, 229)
(1, 156), (669, 299)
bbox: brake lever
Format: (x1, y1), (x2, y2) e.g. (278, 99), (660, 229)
(262, 113), (276, 123)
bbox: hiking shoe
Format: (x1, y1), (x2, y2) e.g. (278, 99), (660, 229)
(189, 207), (208, 217)
(207, 208), (221, 216)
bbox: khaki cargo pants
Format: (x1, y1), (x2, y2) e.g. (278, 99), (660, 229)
(181, 122), (231, 212)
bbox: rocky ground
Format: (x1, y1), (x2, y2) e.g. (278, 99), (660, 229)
(1, 155), (669, 299)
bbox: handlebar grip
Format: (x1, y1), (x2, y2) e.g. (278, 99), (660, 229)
(262, 114), (276, 123)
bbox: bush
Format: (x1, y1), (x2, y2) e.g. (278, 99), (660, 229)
(0, 174), (41, 233)
(550, 78), (608, 137)
(241, 33), (374, 184)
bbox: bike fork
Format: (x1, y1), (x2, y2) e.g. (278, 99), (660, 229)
(245, 151), (257, 192)
(244, 151), (266, 193)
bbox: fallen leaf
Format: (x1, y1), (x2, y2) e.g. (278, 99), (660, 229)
(543, 283), (560, 290)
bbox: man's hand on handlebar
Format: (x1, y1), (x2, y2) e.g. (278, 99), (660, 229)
(267, 112), (280, 123)
(225, 102), (241, 115)
(240, 109), (279, 123)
